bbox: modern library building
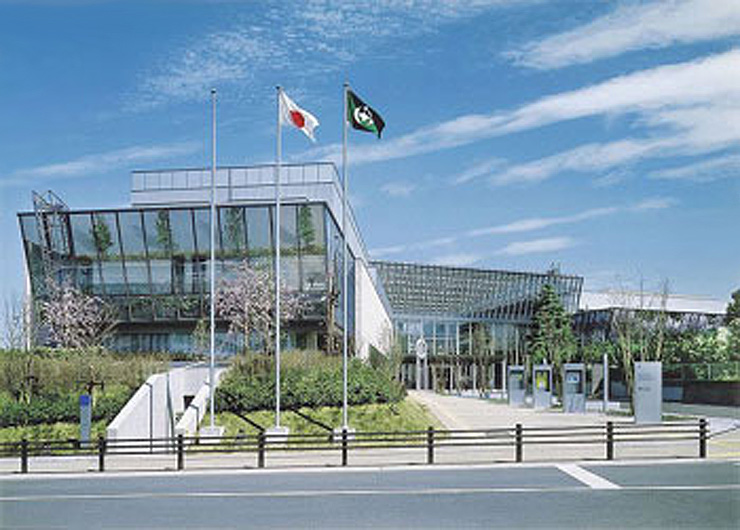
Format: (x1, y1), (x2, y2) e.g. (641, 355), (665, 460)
(18, 162), (725, 386)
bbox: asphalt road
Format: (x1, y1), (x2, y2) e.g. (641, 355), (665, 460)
(0, 461), (738, 529)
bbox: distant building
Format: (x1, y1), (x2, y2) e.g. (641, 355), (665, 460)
(574, 291), (726, 343)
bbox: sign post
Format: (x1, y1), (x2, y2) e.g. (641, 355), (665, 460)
(415, 337), (428, 390)
(79, 394), (92, 444)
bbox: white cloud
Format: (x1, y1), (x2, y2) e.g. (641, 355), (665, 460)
(651, 153), (740, 182)
(309, 49), (740, 169)
(497, 236), (576, 256)
(465, 206), (618, 238)
(508, 0), (740, 70)
(368, 198), (671, 259)
(431, 252), (483, 267)
(629, 197), (678, 211)
(380, 181), (417, 197)
(136, 1), (524, 107)
(2, 142), (200, 187)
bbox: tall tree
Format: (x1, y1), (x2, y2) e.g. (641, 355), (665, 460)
(726, 289), (740, 356)
(528, 283), (577, 374)
(215, 260), (303, 354)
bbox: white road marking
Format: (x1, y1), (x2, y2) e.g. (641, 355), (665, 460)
(1, 484), (738, 503)
(557, 464), (621, 489)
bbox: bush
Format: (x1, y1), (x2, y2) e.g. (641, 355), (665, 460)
(0, 349), (163, 428)
(216, 352), (405, 414)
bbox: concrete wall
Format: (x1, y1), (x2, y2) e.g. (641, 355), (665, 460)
(355, 260), (392, 359)
(175, 368), (226, 436)
(107, 364), (224, 441)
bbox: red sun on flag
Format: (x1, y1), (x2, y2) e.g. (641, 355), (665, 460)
(290, 110), (305, 129)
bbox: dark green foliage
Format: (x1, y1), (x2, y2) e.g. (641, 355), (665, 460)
(0, 384), (132, 428)
(727, 289), (740, 324)
(216, 353), (405, 414)
(528, 283), (577, 369)
(91, 216), (113, 256)
(155, 210), (174, 253)
(297, 205), (316, 250)
(0, 349), (166, 427)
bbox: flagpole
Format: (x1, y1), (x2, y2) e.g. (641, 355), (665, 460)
(274, 86), (283, 429)
(341, 82), (349, 430)
(209, 88), (217, 429)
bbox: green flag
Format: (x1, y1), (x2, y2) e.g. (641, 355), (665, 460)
(347, 89), (385, 138)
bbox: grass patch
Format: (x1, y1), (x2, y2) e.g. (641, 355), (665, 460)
(0, 420), (108, 445)
(212, 398), (442, 437)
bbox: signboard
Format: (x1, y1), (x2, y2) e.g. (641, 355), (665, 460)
(634, 361), (662, 424)
(79, 394), (92, 443)
(415, 338), (428, 360)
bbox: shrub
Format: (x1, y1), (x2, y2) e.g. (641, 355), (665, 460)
(216, 352), (405, 414)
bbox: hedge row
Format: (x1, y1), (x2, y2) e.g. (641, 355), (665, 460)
(216, 353), (405, 413)
(0, 385), (132, 428)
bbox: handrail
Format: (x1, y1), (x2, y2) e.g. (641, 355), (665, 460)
(4, 419), (709, 474)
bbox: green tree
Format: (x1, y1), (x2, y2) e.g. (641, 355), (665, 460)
(298, 205), (316, 250)
(528, 284), (577, 378)
(224, 208), (245, 253)
(155, 210), (174, 254)
(727, 289), (740, 323)
(91, 216), (113, 256)
(726, 289), (740, 357)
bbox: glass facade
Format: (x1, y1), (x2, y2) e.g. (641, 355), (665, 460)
(19, 202), (354, 353)
(372, 261), (584, 388)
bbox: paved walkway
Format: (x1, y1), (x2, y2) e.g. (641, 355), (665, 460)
(408, 391), (625, 430)
(408, 390), (740, 460)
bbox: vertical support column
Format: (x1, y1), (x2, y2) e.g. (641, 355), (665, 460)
(20, 438), (28, 474)
(98, 435), (106, 472)
(515, 423), (523, 463)
(341, 428), (348, 467)
(177, 434), (184, 471)
(427, 426), (434, 465)
(606, 422), (614, 461)
(699, 418), (707, 459)
(258, 432), (265, 468)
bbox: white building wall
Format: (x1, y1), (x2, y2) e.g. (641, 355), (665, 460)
(355, 260), (392, 359)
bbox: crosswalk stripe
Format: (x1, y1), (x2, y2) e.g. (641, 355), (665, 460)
(556, 464), (621, 489)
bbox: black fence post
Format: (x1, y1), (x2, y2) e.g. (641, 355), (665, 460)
(341, 428), (348, 467)
(699, 418), (707, 459)
(20, 438), (28, 474)
(606, 422), (614, 461)
(258, 432), (265, 469)
(177, 434), (184, 471)
(515, 424), (523, 463)
(427, 426), (434, 465)
(97, 435), (106, 472)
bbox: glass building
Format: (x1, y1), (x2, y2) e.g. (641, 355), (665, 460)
(18, 163), (378, 353)
(18, 161), (588, 379)
(372, 261), (584, 389)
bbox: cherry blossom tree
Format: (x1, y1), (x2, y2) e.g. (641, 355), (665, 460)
(40, 281), (117, 350)
(215, 260), (303, 353)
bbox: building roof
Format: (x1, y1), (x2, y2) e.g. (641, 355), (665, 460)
(579, 290), (727, 315)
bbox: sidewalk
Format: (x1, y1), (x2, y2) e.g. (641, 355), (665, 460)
(408, 390), (740, 460)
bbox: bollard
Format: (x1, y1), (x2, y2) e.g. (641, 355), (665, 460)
(98, 435), (106, 472)
(515, 424), (523, 463)
(20, 438), (28, 474)
(606, 422), (614, 461)
(427, 426), (434, 465)
(699, 418), (707, 459)
(177, 434), (184, 471)
(257, 432), (265, 469)
(341, 428), (348, 467)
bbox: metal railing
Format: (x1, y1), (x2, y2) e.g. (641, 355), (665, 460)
(0, 419), (709, 474)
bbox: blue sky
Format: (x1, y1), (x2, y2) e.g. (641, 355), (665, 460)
(1, 0), (738, 305)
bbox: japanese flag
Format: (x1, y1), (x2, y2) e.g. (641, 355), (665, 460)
(279, 90), (319, 142)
